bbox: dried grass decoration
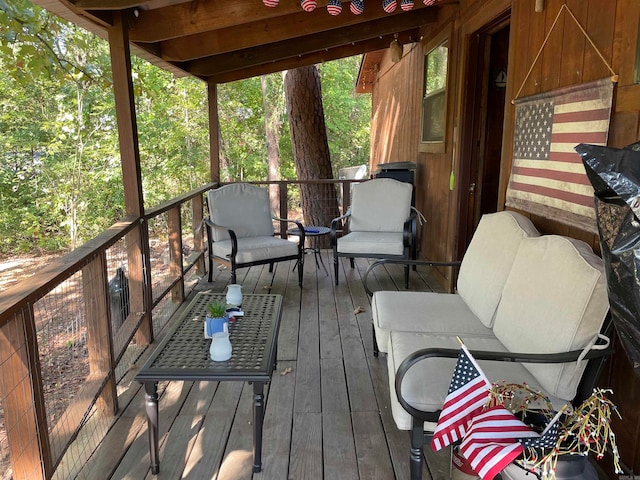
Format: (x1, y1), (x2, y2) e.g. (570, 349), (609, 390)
(488, 383), (622, 480)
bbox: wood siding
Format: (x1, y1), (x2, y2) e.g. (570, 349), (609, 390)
(365, 0), (640, 474)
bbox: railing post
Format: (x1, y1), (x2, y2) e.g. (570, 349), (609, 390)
(341, 180), (351, 215)
(129, 222), (153, 346)
(279, 181), (288, 238)
(192, 193), (205, 276)
(168, 206), (185, 303)
(83, 253), (118, 415)
(0, 307), (51, 480)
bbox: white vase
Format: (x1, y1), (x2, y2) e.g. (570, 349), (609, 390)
(226, 284), (243, 307)
(209, 332), (232, 361)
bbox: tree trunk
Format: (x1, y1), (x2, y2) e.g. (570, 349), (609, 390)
(284, 65), (340, 247)
(261, 74), (281, 214)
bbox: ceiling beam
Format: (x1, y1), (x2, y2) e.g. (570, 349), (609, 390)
(74, 0), (189, 10)
(206, 32), (416, 84)
(129, 0), (333, 43)
(186, 10), (434, 76)
(157, 2), (433, 62)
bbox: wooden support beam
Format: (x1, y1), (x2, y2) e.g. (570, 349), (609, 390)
(206, 31), (418, 84)
(187, 13), (430, 76)
(207, 82), (220, 183)
(129, 0), (334, 43)
(158, 3), (434, 62)
(108, 13), (154, 345)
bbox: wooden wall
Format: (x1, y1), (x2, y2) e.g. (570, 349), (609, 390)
(366, 0), (640, 474)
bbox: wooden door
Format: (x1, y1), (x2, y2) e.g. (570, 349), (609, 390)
(458, 16), (511, 255)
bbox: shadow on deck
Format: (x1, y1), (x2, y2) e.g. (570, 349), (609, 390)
(74, 251), (450, 480)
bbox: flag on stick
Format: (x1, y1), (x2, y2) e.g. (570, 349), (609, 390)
(519, 408), (563, 450)
(460, 406), (538, 480)
(431, 344), (492, 451)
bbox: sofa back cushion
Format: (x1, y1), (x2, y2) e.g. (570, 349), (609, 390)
(349, 178), (413, 232)
(208, 184), (275, 241)
(457, 211), (540, 328)
(492, 235), (609, 401)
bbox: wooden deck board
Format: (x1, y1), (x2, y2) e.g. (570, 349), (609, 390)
(71, 250), (452, 480)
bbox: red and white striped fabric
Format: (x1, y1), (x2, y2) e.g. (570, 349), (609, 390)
(301, 0), (317, 11)
(383, 0), (397, 13)
(459, 406), (538, 480)
(506, 77), (615, 232)
(431, 345), (492, 451)
(263, 0), (279, 7)
(327, 0), (342, 15)
(401, 0), (414, 11)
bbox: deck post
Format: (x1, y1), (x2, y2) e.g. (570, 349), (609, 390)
(83, 253), (118, 415)
(108, 12), (153, 345)
(168, 206), (185, 303)
(192, 194), (206, 276)
(0, 308), (51, 480)
(207, 81), (221, 184)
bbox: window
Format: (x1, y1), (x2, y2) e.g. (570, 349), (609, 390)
(421, 43), (448, 143)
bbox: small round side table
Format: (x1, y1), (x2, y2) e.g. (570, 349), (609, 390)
(287, 225), (330, 275)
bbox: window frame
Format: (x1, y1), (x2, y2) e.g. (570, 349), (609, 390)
(419, 32), (451, 154)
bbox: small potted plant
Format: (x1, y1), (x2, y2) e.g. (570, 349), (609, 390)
(207, 301), (227, 319)
(204, 301), (229, 338)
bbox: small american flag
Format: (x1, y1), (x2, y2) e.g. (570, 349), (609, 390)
(401, 0), (414, 10)
(431, 345), (492, 451)
(520, 409), (562, 450)
(383, 0), (397, 13)
(327, 0), (342, 15)
(460, 406), (538, 480)
(350, 0), (364, 14)
(301, 0), (317, 11)
(506, 78), (614, 233)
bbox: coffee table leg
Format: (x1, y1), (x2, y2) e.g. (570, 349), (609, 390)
(253, 382), (265, 472)
(144, 381), (160, 474)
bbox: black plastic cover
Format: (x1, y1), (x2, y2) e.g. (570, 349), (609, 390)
(575, 143), (640, 376)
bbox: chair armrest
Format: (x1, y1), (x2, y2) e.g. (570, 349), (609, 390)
(330, 210), (351, 245)
(394, 340), (614, 422)
(204, 218), (239, 257)
(273, 217), (305, 246)
(363, 258), (462, 296)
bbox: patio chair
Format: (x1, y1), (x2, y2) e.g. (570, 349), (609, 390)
(205, 183), (305, 286)
(330, 178), (416, 287)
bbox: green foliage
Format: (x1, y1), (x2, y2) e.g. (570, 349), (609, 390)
(207, 301), (227, 318)
(318, 56), (371, 175)
(0, 0), (371, 257)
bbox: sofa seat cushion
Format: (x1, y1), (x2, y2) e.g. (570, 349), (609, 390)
(372, 291), (494, 354)
(387, 332), (560, 432)
(457, 211), (540, 328)
(337, 231), (405, 256)
(492, 235), (609, 401)
(212, 236), (299, 264)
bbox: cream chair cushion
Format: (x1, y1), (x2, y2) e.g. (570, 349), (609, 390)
(492, 235), (609, 400)
(387, 332), (559, 431)
(348, 178), (412, 232)
(211, 236), (299, 264)
(208, 184), (275, 241)
(337, 232), (405, 255)
(457, 211), (540, 328)
(372, 291), (494, 355)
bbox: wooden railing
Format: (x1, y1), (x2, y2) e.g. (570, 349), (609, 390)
(0, 178), (360, 480)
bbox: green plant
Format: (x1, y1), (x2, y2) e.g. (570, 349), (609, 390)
(207, 301), (227, 318)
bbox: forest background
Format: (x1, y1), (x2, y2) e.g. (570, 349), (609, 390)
(0, 0), (372, 261)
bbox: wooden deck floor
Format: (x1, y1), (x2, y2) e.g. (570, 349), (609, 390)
(76, 252), (454, 480)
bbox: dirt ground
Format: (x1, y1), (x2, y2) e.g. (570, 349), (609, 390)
(0, 253), (63, 291)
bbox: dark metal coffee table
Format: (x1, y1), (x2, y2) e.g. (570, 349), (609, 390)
(135, 292), (282, 475)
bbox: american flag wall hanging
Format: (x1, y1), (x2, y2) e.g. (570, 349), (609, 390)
(505, 77), (615, 233)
